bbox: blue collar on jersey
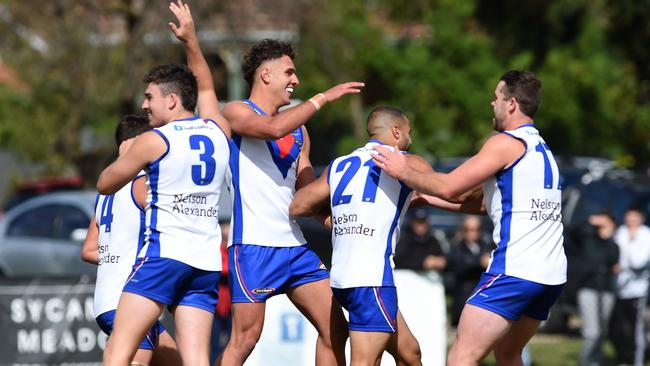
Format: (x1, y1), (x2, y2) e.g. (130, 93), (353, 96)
(242, 99), (269, 116)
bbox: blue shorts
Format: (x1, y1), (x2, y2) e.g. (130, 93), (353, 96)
(96, 310), (166, 350)
(229, 244), (329, 303)
(123, 257), (220, 313)
(467, 273), (564, 321)
(333, 286), (398, 333)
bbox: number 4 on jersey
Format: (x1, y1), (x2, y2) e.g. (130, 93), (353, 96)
(99, 195), (115, 233)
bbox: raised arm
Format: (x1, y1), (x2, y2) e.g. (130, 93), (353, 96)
(224, 81), (364, 140)
(168, 0), (230, 137)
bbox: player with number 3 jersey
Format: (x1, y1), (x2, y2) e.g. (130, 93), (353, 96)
(82, 115), (180, 366)
(98, 3), (232, 363)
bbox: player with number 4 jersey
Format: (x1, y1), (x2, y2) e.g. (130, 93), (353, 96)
(82, 115), (180, 366)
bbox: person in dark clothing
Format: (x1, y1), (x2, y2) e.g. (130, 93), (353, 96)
(394, 208), (446, 272)
(446, 216), (490, 326)
(570, 212), (619, 366)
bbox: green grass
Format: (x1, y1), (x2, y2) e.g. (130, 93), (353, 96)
(477, 334), (622, 366)
(480, 334), (581, 366)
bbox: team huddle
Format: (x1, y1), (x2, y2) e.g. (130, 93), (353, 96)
(81, 1), (566, 365)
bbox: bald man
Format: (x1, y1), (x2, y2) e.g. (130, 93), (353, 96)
(290, 106), (429, 366)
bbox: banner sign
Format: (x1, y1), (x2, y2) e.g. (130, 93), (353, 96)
(0, 278), (104, 366)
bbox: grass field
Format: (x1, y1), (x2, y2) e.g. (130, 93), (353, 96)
(477, 333), (623, 366)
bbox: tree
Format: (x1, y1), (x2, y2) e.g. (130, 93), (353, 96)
(0, 0), (175, 183)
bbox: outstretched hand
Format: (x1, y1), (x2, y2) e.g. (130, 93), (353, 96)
(321, 81), (365, 102)
(168, 0), (197, 44)
(372, 145), (411, 181)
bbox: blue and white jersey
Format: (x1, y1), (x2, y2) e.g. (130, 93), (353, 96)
(483, 124), (566, 285)
(139, 116), (229, 271)
(328, 141), (413, 288)
(227, 99), (306, 248)
(94, 178), (145, 317)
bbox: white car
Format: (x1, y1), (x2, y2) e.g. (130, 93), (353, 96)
(0, 190), (97, 277)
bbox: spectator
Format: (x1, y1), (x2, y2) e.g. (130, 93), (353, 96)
(394, 208), (446, 273)
(610, 207), (650, 366)
(446, 216), (490, 326)
(572, 212), (619, 366)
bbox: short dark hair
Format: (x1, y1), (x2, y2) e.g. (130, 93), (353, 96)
(143, 64), (197, 112)
(115, 114), (151, 147)
(242, 39), (295, 88)
(367, 106), (408, 125)
(626, 206), (645, 216)
(499, 70), (542, 118)
(366, 106), (409, 137)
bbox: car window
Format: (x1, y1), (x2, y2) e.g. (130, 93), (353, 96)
(7, 204), (90, 240)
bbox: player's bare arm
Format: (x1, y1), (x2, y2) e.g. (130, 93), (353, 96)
(295, 126), (316, 190)
(405, 153), (485, 213)
(80, 217), (99, 264)
(404, 153), (434, 174)
(97, 131), (166, 194)
(416, 187), (486, 215)
(290, 164), (331, 217)
(224, 81), (364, 140)
(407, 153), (485, 213)
(373, 133), (524, 200)
(132, 175), (148, 209)
(168, 0), (231, 138)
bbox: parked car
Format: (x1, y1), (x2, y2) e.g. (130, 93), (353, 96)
(2, 176), (84, 211)
(0, 190), (97, 278)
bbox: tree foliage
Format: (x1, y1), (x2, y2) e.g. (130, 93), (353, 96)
(298, 0), (649, 167)
(0, 0), (648, 186)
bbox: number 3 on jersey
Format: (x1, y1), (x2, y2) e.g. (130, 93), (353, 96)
(332, 156), (381, 206)
(189, 135), (216, 186)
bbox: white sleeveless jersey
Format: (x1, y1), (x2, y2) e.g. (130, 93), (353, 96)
(139, 116), (229, 271)
(94, 179), (145, 316)
(226, 100), (306, 247)
(483, 124), (566, 285)
(328, 141), (413, 288)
